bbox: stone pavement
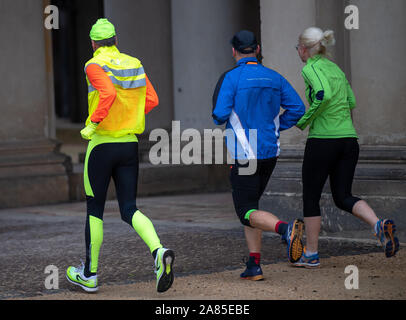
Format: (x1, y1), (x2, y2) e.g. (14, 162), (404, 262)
(0, 193), (403, 299)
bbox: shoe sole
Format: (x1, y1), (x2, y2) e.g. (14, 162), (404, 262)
(383, 220), (400, 258)
(288, 219), (305, 263)
(157, 249), (175, 293)
(66, 274), (98, 293)
(240, 275), (264, 281)
(292, 262), (320, 269)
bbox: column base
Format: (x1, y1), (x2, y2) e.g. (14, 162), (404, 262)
(0, 139), (72, 208)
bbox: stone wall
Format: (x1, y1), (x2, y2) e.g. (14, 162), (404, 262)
(0, 0), (71, 208)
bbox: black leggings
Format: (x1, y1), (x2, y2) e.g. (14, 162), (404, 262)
(302, 138), (361, 217)
(86, 142), (139, 224)
(85, 141), (139, 275)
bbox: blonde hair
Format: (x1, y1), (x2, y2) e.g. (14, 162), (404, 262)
(299, 27), (335, 56)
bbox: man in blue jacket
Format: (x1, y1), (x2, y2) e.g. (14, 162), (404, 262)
(212, 30), (306, 280)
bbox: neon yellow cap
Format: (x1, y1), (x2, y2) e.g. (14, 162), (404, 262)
(90, 18), (116, 41)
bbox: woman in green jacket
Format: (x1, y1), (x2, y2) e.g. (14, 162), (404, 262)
(294, 27), (399, 267)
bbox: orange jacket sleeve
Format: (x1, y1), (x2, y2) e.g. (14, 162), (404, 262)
(86, 64), (117, 123)
(145, 74), (159, 114)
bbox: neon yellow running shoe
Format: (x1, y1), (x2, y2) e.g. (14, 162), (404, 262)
(155, 248), (175, 293)
(66, 262), (98, 293)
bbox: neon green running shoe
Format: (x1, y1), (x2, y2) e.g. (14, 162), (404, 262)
(155, 248), (175, 293)
(66, 262), (98, 293)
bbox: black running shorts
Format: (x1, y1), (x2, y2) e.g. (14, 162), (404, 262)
(229, 158), (277, 227)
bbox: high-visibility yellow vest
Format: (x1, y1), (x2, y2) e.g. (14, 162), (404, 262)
(84, 46), (147, 137)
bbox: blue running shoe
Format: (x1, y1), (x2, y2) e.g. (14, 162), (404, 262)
(375, 219), (400, 258)
(285, 219), (304, 263)
(240, 256), (264, 281)
(293, 248), (320, 268)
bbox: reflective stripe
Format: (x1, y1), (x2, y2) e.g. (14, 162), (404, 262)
(88, 76), (147, 92)
(273, 115), (281, 157)
(109, 76), (146, 89)
(102, 65), (145, 78)
(229, 110), (256, 160)
(88, 84), (96, 93)
(86, 64), (146, 92)
(87, 72), (145, 93)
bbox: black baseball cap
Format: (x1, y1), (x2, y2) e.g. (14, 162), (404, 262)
(231, 30), (258, 53)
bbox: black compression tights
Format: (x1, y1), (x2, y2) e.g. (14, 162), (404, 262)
(302, 138), (362, 217)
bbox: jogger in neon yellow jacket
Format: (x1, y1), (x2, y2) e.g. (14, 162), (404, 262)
(66, 19), (175, 294)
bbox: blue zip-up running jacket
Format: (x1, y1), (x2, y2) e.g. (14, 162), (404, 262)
(212, 57), (305, 160)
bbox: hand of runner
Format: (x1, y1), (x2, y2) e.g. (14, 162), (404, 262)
(80, 122), (98, 140)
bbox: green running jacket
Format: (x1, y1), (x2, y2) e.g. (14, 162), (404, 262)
(297, 54), (358, 139)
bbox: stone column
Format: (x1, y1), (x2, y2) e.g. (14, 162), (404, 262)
(103, 0), (175, 133)
(0, 0), (71, 208)
(349, 0), (406, 146)
(346, 0), (406, 231)
(260, 0), (316, 146)
(171, 0), (261, 131)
